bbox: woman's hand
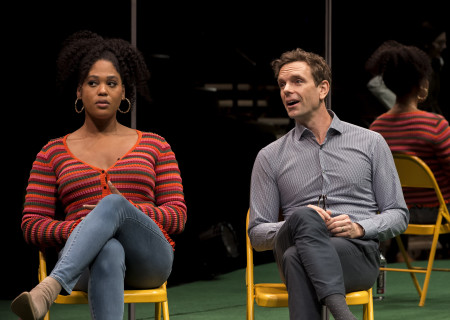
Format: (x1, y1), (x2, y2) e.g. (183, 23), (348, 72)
(83, 181), (122, 210)
(107, 181), (122, 195)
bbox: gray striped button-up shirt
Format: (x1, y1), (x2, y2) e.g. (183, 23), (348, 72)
(249, 111), (409, 252)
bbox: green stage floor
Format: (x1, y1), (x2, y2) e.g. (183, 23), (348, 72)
(2, 259), (449, 319)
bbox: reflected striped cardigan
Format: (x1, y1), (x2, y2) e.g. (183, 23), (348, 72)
(21, 130), (187, 250)
(370, 110), (450, 207)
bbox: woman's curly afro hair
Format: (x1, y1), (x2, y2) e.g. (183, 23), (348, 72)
(56, 30), (151, 106)
(365, 40), (432, 97)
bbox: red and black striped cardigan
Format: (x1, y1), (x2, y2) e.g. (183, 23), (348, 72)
(370, 110), (450, 208)
(21, 130), (187, 250)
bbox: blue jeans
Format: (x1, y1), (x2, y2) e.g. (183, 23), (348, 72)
(50, 194), (174, 320)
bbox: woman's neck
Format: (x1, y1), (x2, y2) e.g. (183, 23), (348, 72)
(388, 95), (420, 114)
(389, 104), (418, 114)
(80, 117), (122, 136)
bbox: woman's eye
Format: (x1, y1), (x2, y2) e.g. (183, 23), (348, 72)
(108, 81), (118, 87)
(87, 80), (98, 86)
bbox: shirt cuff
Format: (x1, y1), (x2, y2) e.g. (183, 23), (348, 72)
(357, 220), (376, 239)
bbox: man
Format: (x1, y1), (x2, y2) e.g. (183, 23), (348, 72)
(248, 48), (409, 320)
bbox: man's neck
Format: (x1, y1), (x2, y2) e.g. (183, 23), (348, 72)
(297, 106), (332, 144)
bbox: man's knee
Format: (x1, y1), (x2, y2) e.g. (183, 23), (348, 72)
(287, 207), (324, 228)
(281, 246), (308, 285)
(282, 246), (300, 266)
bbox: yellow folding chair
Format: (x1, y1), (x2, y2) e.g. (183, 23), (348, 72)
(381, 153), (450, 306)
(246, 210), (374, 320)
(39, 250), (170, 320)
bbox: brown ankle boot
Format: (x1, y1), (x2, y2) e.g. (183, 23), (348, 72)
(11, 277), (62, 320)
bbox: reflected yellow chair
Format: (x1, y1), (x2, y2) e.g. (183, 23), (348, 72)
(246, 210), (374, 320)
(39, 250), (170, 320)
(380, 153), (450, 306)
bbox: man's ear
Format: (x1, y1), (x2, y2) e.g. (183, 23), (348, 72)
(318, 80), (330, 101)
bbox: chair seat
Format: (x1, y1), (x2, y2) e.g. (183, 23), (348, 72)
(39, 250), (170, 319)
(254, 284), (288, 307)
(253, 283), (371, 307)
(55, 291), (88, 304)
(55, 288), (168, 304)
(345, 291), (370, 305)
(404, 223), (450, 235)
(124, 289), (168, 303)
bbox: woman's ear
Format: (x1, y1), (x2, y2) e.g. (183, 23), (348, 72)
(417, 79), (429, 102)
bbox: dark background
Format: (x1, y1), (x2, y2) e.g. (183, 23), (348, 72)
(3, 0), (448, 299)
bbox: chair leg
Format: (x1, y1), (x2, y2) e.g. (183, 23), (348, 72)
(419, 231), (441, 307)
(396, 236), (423, 296)
(155, 302), (161, 320)
(321, 305), (330, 320)
(162, 300), (170, 320)
(367, 288), (374, 320)
(363, 303), (368, 320)
(246, 290), (254, 320)
(246, 303), (254, 320)
(128, 303), (135, 320)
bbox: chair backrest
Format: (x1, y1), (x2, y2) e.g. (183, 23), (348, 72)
(246, 209), (265, 288)
(246, 210), (255, 299)
(246, 209), (289, 319)
(389, 153), (450, 307)
(392, 153), (450, 222)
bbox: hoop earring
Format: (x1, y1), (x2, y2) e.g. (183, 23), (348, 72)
(417, 86), (429, 103)
(74, 98), (84, 113)
(118, 98), (132, 114)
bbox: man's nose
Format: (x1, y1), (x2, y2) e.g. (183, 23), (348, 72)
(283, 82), (293, 93)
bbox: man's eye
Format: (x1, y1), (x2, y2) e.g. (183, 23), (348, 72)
(278, 82), (285, 88)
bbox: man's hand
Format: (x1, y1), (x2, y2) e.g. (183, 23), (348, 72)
(307, 204), (331, 222)
(326, 214), (365, 238)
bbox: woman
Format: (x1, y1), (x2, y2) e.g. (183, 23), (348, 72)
(11, 30), (187, 320)
(365, 21), (447, 118)
(368, 40), (450, 261)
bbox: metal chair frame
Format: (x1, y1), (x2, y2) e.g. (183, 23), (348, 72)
(380, 153), (450, 306)
(245, 210), (374, 320)
(39, 250), (170, 320)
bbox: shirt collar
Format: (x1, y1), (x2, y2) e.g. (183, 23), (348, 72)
(294, 109), (343, 140)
